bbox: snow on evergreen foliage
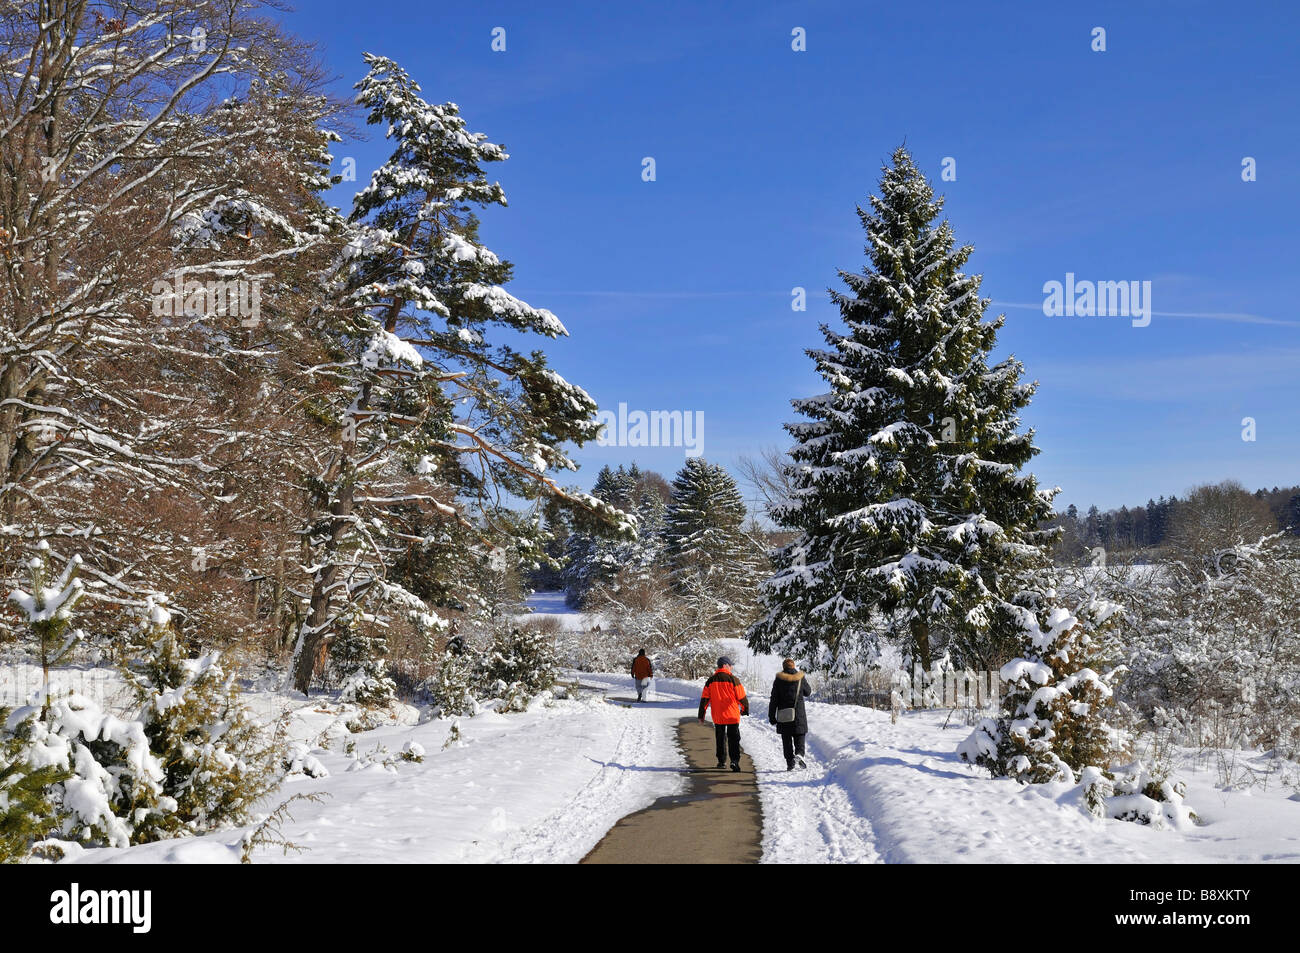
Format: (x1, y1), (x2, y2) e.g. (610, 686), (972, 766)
(429, 637), (480, 717)
(2, 689), (170, 853)
(0, 711), (70, 861)
(563, 465), (655, 608)
(327, 616), (398, 708)
(0, 585), (283, 860)
(124, 620), (280, 840)
(957, 595), (1196, 828)
(7, 543), (85, 677)
(476, 626), (560, 712)
(748, 147), (1056, 674)
(287, 53), (628, 693)
(666, 458), (766, 640)
(959, 599), (1123, 783)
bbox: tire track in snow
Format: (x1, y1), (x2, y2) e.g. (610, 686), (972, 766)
(493, 688), (686, 863)
(746, 714), (882, 864)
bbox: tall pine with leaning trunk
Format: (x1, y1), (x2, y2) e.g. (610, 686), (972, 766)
(749, 148), (1055, 673)
(287, 55), (626, 691)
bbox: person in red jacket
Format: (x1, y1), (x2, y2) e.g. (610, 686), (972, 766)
(698, 656), (749, 772)
(630, 649), (653, 702)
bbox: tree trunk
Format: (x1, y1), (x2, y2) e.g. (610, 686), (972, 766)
(912, 617), (933, 671)
(290, 473), (354, 693)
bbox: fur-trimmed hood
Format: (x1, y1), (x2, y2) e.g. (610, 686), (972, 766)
(775, 669), (803, 682)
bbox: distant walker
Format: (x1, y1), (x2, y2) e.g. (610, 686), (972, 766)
(630, 648), (653, 702)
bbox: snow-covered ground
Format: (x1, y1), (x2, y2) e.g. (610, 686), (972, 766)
(515, 589), (603, 631)
(60, 672), (698, 864)
(745, 702), (1300, 863)
(10, 609), (1298, 864)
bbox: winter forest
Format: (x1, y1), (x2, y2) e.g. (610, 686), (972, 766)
(0, 1), (1296, 882)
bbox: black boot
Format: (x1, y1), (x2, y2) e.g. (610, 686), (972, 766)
(730, 761), (741, 772)
(786, 760), (795, 771)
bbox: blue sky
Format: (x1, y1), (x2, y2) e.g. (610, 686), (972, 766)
(282, 0), (1299, 512)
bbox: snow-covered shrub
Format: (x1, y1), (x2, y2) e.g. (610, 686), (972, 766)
(1104, 761), (1196, 829)
(554, 623), (636, 674)
(2, 689), (172, 853)
(282, 742), (329, 779)
(328, 620), (397, 708)
(400, 741), (424, 763)
(0, 708), (71, 862)
(1113, 534), (1300, 757)
(428, 637), (479, 717)
(960, 599), (1125, 784)
(658, 637), (726, 680)
(477, 625), (559, 710)
(124, 622), (280, 840)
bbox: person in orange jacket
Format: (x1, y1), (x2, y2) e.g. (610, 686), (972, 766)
(630, 648), (654, 702)
(698, 656), (749, 772)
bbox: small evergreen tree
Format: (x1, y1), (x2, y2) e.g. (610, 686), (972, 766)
(124, 604), (281, 840)
(7, 542), (84, 689)
(477, 626), (559, 710)
(327, 616), (398, 708)
(430, 636), (479, 717)
(959, 599), (1124, 783)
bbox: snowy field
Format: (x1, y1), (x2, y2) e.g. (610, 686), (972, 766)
(7, 609), (1298, 865)
(515, 589), (605, 631)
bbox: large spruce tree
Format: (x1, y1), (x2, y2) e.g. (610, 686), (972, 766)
(749, 148), (1055, 673)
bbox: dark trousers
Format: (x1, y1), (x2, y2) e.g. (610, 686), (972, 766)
(782, 732), (807, 762)
(714, 723), (741, 764)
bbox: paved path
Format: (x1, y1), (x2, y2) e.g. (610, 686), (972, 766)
(582, 716), (763, 864)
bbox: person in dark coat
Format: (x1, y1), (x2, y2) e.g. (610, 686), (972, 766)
(768, 658), (812, 770)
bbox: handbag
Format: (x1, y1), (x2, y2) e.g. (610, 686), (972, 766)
(775, 677), (800, 724)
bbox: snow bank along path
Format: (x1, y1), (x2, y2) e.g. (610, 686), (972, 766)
(66, 672), (695, 864)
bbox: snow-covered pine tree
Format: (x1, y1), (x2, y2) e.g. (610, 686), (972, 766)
(958, 599), (1124, 783)
(748, 147), (1056, 673)
(665, 458), (765, 640)
(7, 542), (83, 690)
(123, 601), (280, 841)
(476, 625), (560, 711)
(562, 465), (649, 608)
(287, 54), (627, 691)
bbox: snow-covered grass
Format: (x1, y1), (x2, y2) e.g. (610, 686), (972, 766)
(9, 618), (1296, 864)
(739, 697), (1300, 863)
(59, 671), (699, 865)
